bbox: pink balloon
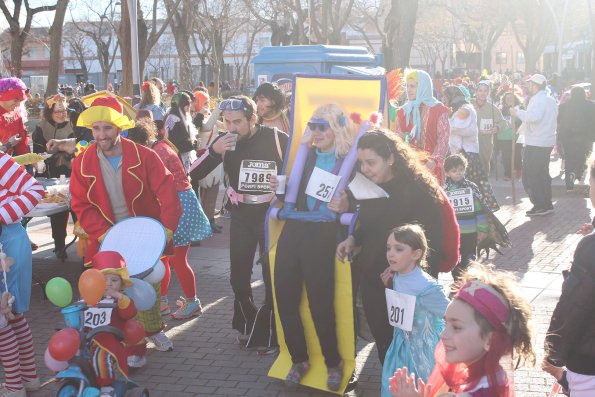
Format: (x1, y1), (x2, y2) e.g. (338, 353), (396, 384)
(44, 348), (68, 372)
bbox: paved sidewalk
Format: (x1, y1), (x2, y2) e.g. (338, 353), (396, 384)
(22, 168), (590, 396)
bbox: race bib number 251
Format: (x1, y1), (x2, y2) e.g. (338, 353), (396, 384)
(305, 167), (342, 203)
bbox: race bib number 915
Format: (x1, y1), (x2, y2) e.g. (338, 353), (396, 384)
(447, 188), (475, 214)
(238, 160), (277, 192)
(385, 289), (416, 331)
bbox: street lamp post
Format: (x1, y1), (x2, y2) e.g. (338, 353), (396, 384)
(127, 0), (140, 97)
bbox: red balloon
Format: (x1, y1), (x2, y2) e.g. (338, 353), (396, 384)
(123, 319), (145, 345)
(48, 328), (80, 362)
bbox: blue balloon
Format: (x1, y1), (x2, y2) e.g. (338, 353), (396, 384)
(124, 278), (156, 311)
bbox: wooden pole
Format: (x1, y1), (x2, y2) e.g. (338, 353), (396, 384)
(510, 45), (517, 205)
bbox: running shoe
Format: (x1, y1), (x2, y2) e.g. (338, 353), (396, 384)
(146, 331), (174, 351)
(127, 355), (147, 368)
(172, 297), (202, 319)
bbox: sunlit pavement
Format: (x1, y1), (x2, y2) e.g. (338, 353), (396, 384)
(25, 160), (588, 396)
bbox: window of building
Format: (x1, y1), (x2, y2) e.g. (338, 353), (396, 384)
(496, 52), (507, 65)
(517, 52), (525, 64)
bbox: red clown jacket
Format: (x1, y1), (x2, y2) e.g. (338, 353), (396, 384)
(395, 104), (450, 183)
(0, 105), (30, 156)
(70, 138), (181, 265)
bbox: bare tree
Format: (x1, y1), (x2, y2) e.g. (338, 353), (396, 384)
(228, 17), (265, 91)
(511, 0), (555, 73)
(244, 0), (305, 45)
(64, 23), (94, 82)
(588, 0), (595, 83)
(0, 0), (57, 77)
(447, 0), (509, 72)
(46, 0), (70, 95)
(195, 0), (246, 97)
(309, 0), (356, 44)
(71, 1), (120, 89)
(164, 0), (196, 89)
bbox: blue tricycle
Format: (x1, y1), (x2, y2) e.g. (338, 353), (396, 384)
(54, 302), (149, 397)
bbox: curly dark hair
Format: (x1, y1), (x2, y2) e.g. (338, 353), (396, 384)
(357, 128), (444, 203)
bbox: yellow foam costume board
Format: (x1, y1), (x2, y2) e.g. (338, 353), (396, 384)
(268, 74), (387, 394)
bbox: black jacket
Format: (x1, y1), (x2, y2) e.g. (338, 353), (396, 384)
(546, 232), (595, 375)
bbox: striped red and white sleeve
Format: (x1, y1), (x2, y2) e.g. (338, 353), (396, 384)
(0, 153), (45, 224)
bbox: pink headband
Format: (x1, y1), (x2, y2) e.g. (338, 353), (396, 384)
(455, 280), (509, 332)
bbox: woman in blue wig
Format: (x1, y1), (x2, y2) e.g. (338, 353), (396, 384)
(394, 69), (450, 183)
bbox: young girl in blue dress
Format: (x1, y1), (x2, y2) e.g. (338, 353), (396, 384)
(381, 224), (450, 397)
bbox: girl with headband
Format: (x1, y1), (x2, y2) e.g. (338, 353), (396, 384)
(389, 264), (535, 397)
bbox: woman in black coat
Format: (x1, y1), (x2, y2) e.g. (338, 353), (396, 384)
(558, 86), (595, 190)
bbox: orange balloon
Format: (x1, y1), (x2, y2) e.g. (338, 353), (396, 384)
(78, 269), (105, 306)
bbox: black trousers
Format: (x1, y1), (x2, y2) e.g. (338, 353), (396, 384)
(522, 145), (553, 210)
(229, 206), (273, 335)
(452, 232), (477, 282)
(353, 253), (393, 364)
(275, 221), (341, 367)
(496, 140), (522, 177)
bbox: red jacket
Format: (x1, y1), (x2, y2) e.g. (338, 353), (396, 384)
(70, 138), (181, 265)
(395, 104), (450, 182)
(0, 106), (30, 156)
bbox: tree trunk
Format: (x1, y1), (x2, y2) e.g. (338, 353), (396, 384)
(120, 0), (133, 98)
(393, 0), (419, 68)
(46, 0), (69, 95)
(171, 26), (193, 89)
(588, 0), (595, 84)
(10, 31), (23, 77)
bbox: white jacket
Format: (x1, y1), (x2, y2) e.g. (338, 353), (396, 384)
(449, 103), (479, 154)
(516, 90), (558, 147)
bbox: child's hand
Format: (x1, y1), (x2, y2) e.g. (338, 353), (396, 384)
(380, 267), (395, 288)
(477, 232), (488, 242)
(104, 288), (123, 301)
(577, 223), (594, 235)
(388, 368), (433, 397)
(542, 358), (564, 381)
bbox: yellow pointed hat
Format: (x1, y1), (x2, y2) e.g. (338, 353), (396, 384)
(77, 97), (135, 131)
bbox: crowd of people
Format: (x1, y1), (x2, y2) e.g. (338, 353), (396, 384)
(0, 65), (592, 397)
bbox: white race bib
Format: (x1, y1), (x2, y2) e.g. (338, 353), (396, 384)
(238, 160), (277, 192)
(385, 289), (416, 331)
(84, 299), (114, 329)
(447, 188), (475, 214)
(479, 118), (494, 132)
(305, 167), (342, 203)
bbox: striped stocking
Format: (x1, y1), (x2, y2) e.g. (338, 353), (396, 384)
(0, 325), (22, 391)
(8, 315), (37, 382)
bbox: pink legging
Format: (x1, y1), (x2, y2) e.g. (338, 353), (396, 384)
(161, 245), (197, 299)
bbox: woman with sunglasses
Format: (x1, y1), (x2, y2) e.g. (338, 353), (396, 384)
(336, 129), (455, 365)
(269, 104), (357, 391)
(32, 94), (74, 259)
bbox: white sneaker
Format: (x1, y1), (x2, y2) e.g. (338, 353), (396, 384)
(23, 377), (40, 391)
(145, 331), (174, 351)
(0, 386), (25, 397)
(100, 386), (116, 397)
(127, 355), (147, 368)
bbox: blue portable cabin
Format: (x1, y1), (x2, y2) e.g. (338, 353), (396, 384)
(252, 45), (385, 88)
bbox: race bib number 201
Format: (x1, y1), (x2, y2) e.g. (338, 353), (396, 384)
(385, 289), (416, 331)
(238, 160), (277, 192)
